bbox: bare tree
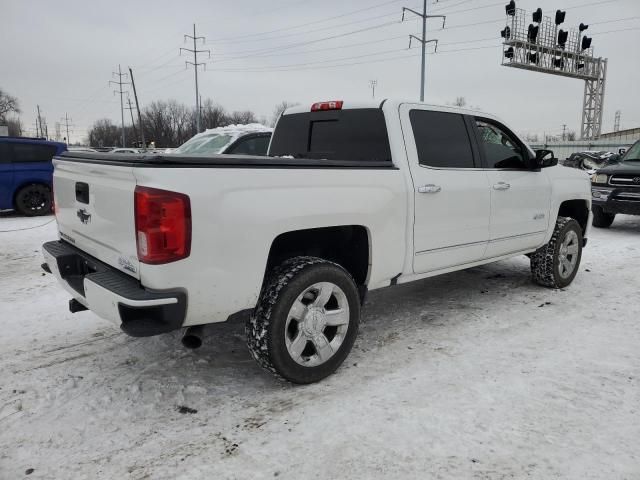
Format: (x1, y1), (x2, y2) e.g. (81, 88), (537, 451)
(6, 117), (23, 136)
(88, 119), (124, 147)
(226, 110), (257, 125)
(200, 99), (227, 130)
(523, 133), (539, 143)
(0, 88), (20, 122)
(452, 97), (466, 108)
(566, 131), (577, 141)
(271, 101), (298, 126)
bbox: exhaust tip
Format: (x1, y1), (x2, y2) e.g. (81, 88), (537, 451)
(181, 325), (204, 349)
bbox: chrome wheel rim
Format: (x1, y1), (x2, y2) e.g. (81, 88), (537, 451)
(284, 282), (350, 367)
(558, 230), (579, 279)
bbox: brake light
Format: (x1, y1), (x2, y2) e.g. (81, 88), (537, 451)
(311, 100), (343, 112)
(134, 186), (191, 264)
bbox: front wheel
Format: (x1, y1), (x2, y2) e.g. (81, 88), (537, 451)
(14, 184), (52, 216)
(592, 205), (615, 228)
(246, 256), (360, 384)
(531, 217), (583, 289)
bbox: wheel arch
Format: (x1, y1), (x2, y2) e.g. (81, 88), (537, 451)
(264, 225), (371, 297)
(556, 199), (589, 235)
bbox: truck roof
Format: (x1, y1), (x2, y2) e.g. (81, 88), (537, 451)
(283, 99), (499, 123)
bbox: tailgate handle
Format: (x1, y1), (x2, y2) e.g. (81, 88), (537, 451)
(75, 182), (89, 204)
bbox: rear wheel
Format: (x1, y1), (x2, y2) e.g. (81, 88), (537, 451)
(246, 256), (360, 384)
(531, 217), (583, 289)
(14, 184), (52, 216)
(592, 205), (615, 228)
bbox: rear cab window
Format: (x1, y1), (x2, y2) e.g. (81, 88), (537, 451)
(269, 108), (392, 163)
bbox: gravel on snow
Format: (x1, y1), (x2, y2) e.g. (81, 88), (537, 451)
(0, 212), (638, 479)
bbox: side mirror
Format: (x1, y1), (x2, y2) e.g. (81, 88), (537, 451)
(618, 148), (626, 155)
(535, 149), (558, 168)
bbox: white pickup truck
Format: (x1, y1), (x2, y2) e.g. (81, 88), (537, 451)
(43, 100), (592, 383)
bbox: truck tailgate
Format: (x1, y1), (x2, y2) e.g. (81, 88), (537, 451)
(53, 158), (140, 279)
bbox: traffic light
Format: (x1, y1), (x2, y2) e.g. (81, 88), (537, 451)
(528, 24), (539, 43)
(532, 8), (542, 23)
(501, 26), (511, 39)
(505, 1), (516, 16)
(555, 10), (566, 25)
(504, 47), (514, 59)
(529, 52), (539, 64)
(553, 58), (565, 68)
(558, 29), (568, 48)
(579, 23), (589, 32)
(581, 36), (592, 50)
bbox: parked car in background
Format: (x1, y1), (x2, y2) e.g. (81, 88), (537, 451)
(43, 100), (591, 384)
(110, 148), (141, 154)
(562, 150), (621, 174)
(590, 139), (640, 227)
(172, 124), (273, 156)
(68, 147), (98, 153)
(0, 137), (66, 215)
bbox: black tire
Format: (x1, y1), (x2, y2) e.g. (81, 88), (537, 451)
(14, 184), (52, 216)
(531, 217), (583, 289)
(592, 205), (615, 228)
(246, 256), (360, 384)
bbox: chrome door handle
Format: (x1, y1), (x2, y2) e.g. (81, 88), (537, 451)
(493, 182), (511, 190)
(418, 184), (442, 194)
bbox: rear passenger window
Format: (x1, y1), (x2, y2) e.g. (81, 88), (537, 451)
(409, 110), (475, 168)
(12, 144), (57, 163)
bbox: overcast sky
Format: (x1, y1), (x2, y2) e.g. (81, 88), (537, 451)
(2, 0), (638, 142)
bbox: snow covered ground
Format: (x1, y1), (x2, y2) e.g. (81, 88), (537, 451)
(1, 212), (639, 479)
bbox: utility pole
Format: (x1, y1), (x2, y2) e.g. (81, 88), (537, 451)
(402, 1), (446, 101)
(369, 80), (378, 99)
(61, 113), (74, 145)
(180, 24), (210, 134)
(562, 124), (567, 141)
(125, 98), (139, 147)
(36, 105), (43, 138)
(128, 67), (146, 148)
(109, 64), (129, 147)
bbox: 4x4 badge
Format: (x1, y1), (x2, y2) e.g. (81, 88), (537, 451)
(77, 208), (91, 224)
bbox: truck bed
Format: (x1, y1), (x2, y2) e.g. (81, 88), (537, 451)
(58, 151), (397, 170)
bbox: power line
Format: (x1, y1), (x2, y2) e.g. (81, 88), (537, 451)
(209, 43), (500, 73)
(207, 0), (408, 43)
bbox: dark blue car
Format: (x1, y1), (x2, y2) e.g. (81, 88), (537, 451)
(0, 137), (67, 216)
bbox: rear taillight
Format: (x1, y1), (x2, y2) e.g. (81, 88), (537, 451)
(134, 186), (191, 264)
(311, 100), (343, 112)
